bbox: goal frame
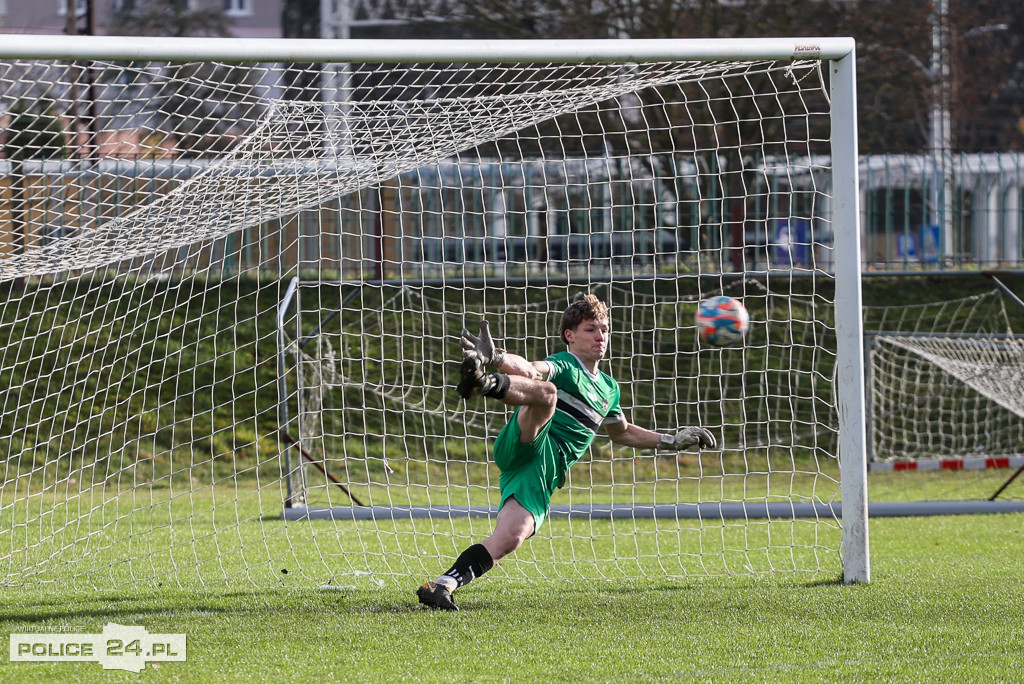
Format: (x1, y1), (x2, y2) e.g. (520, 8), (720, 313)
(864, 328), (1024, 510)
(0, 35), (869, 584)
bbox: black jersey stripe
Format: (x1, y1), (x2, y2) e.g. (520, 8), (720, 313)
(557, 389), (605, 423)
(555, 401), (601, 433)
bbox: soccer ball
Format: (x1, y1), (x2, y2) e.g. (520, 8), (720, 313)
(695, 296), (750, 347)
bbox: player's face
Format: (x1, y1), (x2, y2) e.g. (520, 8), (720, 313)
(567, 317), (609, 363)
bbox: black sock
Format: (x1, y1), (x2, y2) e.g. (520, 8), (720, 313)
(442, 543), (495, 588)
(483, 373), (510, 399)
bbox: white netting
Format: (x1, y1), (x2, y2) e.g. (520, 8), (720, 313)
(286, 279), (844, 580)
(867, 290), (1024, 463)
(880, 336), (1024, 420)
(0, 48), (847, 587)
(0, 59), (758, 280)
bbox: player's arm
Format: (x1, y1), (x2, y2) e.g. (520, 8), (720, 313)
(605, 418), (716, 451)
(461, 321), (551, 380)
(496, 353), (552, 381)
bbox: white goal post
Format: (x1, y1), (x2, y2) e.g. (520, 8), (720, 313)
(0, 36), (868, 586)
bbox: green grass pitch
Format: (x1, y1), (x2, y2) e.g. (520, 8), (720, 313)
(1, 274), (1022, 680)
(1, 513), (1021, 682)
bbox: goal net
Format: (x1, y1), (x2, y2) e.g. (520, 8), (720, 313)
(865, 289), (1024, 506)
(0, 37), (866, 588)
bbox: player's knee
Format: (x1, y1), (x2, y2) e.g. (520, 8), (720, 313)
(487, 513), (533, 560)
(485, 530), (523, 561)
(498, 529), (528, 558)
(538, 381), (557, 408)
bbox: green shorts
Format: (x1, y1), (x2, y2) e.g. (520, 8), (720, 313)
(493, 411), (565, 533)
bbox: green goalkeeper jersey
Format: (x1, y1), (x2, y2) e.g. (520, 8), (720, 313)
(491, 351), (624, 531)
(545, 351), (623, 471)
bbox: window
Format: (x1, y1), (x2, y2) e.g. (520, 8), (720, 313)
(113, 0), (199, 13)
(57, 0), (88, 16)
(223, 0), (251, 16)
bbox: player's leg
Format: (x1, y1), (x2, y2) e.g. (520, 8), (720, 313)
(419, 360), (556, 610)
(416, 544), (488, 611)
(416, 498), (535, 611)
(417, 414), (550, 612)
(480, 496), (534, 560)
(504, 377), (557, 443)
(458, 353), (557, 443)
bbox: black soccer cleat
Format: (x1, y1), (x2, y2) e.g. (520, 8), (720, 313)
(456, 353), (487, 400)
(416, 581), (459, 611)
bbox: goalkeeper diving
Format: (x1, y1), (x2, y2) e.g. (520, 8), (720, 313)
(416, 294), (717, 611)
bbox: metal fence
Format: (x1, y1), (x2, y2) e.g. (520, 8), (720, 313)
(861, 153), (1024, 269)
(1, 152), (1021, 279)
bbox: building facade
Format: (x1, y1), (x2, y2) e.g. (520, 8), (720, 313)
(0, 0), (284, 38)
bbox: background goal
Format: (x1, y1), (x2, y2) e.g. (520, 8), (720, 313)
(0, 37), (866, 587)
(864, 285), (1024, 510)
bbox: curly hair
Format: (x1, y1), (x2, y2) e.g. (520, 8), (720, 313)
(558, 294), (609, 344)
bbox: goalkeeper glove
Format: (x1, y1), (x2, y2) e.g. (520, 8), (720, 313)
(659, 426), (717, 451)
(460, 320), (506, 369)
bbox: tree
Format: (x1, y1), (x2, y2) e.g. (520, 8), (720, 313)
(106, 2), (257, 156)
(946, 0), (1024, 151)
(280, 0), (321, 103)
(109, 0), (230, 37)
(282, 0), (320, 40)
(426, 0), (1023, 154)
(425, 2), (854, 265)
(328, 0), (1022, 271)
